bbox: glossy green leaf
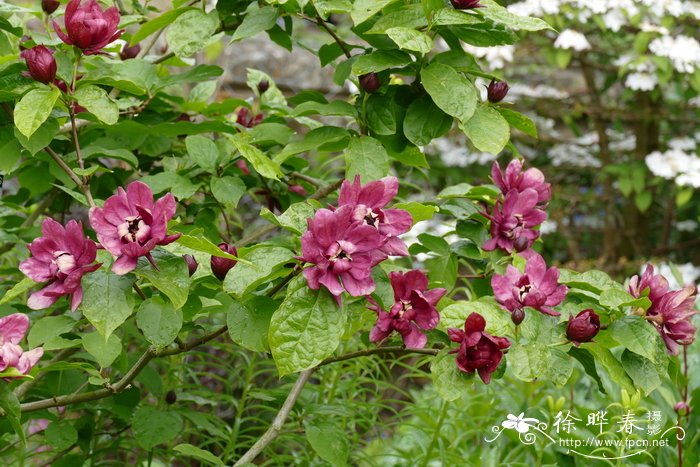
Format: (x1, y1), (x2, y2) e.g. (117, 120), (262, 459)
(462, 105), (510, 155)
(421, 63), (477, 123)
(80, 270), (135, 340)
(74, 85), (119, 125)
(136, 298), (184, 347)
(14, 86), (60, 138)
(344, 136), (390, 183)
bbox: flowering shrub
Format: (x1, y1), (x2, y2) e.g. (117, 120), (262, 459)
(0, 0), (697, 465)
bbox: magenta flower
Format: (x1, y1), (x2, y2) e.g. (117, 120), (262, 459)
(483, 188), (547, 253)
(300, 205), (384, 297)
(236, 107), (263, 128)
(53, 0), (123, 55)
(448, 313), (510, 384)
(368, 270), (446, 348)
(491, 160), (551, 206)
(19, 218), (101, 311)
(337, 175), (412, 258)
(20, 45), (57, 85)
(629, 264), (698, 354)
(450, 0), (483, 8)
(89, 181), (181, 275)
(0, 314), (43, 378)
(566, 309), (600, 346)
(491, 252), (568, 317)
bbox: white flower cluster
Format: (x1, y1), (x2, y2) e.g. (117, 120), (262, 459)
(676, 219), (698, 232)
(461, 44), (515, 70)
(648, 35), (700, 73)
(545, 131), (636, 168)
(427, 137), (499, 167)
(553, 29), (591, 51)
(616, 55), (660, 90)
(645, 139), (700, 188)
(509, 0), (700, 21)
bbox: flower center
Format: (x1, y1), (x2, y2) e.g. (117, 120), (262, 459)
(518, 283), (532, 301)
(397, 300), (412, 318)
(118, 216), (150, 243)
(53, 251), (76, 274)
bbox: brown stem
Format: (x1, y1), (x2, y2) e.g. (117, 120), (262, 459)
(44, 147), (95, 207)
(298, 14), (352, 59)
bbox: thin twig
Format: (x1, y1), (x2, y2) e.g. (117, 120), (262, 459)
(14, 348), (80, 399)
(44, 147), (96, 207)
(233, 369), (313, 466)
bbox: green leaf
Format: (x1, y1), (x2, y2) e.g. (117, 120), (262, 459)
(385, 27), (434, 54)
(134, 250), (191, 310)
(231, 6), (278, 43)
(421, 63), (477, 123)
(462, 105), (510, 155)
(223, 246), (294, 297)
(497, 107), (538, 138)
(28, 315), (77, 350)
(211, 176), (246, 207)
(74, 85), (119, 125)
(0, 384), (24, 444)
(350, 0), (399, 25)
(45, 421), (78, 451)
(269, 283), (346, 376)
(141, 171), (198, 199)
(292, 100), (357, 118)
(136, 298), (184, 348)
(352, 50), (413, 75)
(173, 444), (224, 466)
(440, 299), (514, 337)
(568, 346), (606, 393)
(14, 86), (60, 138)
(430, 349), (473, 401)
(635, 191), (652, 212)
(185, 135), (218, 171)
(131, 7), (195, 44)
(365, 94), (397, 135)
(0, 277), (37, 305)
(558, 269), (625, 295)
(260, 201), (316, 235)
(547, 348), (573, 387)
(478, 0), (551, 31)
(132, 406), (183, 450)
(344, 136), (390, 183)
(82, 332), (122, 368)
(432, 8), (483, 25)
(305, 421), (350, 467)
(403, 95), (453, 146)
(620, 349), (666, 396)
(608, 315), (663, 362)
(230, 132), (283, 180)
(176, 235), (241, 260)
(166, 9), (219, 57)
(585, 342), (635, 394)
(599, 289), (651, 310)
(366, 5), (427, 34)
(227, 297), (277, 352)
(80, 270), (135, 340)
(14, 118), (60, 156)
(393, 202), (438, 223)
(508, 343), (550, 382)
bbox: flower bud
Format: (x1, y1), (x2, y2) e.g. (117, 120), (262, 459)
(674, 401), (690, 415)
(511, 308), (525, 325)
(165, 390), (177, 405)
(236, 159), (251, 175)
(450, 0), (483, 9)
(42, 0), (60, 14)
(513, 235), (529, 253)
(211, 243), (237, 281)
(120, 43), (141, 60)
(359, 73), (381, 93)
(20, 45), (57, 84)
(289, 184), (307, 196)
(183, 254), (198, 277)
(53, 0), (124, 55)
(566, 309), (600, 346)
(487, 79), (509, 103)
(257, 80), (269, 94)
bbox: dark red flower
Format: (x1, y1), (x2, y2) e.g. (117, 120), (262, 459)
(183, 254), (198, 277)
(491, 252), (568, 317)
(566, 309), (600, 346)
(257, 80), (269, 94)
(448, 313), (510, 384)
(42, 0), (60, 15)
(483, 188), (547, 253)
(300, 205), (385, 297)
(236, 107), (263, 128)
(450, 0), (483, 9)
(359, 73), (381, 93)
(53, 0), (124, 55)
(20, 45), (57, 84)
(487, 79), (509, 103)
(211, 243), (237, 281)
(19, 218), (101, 310)
(120, 42), (141, 60)
(89, 181), (180, 275)
(368, 270), (446, 348)
(491, 160), (551, 206)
